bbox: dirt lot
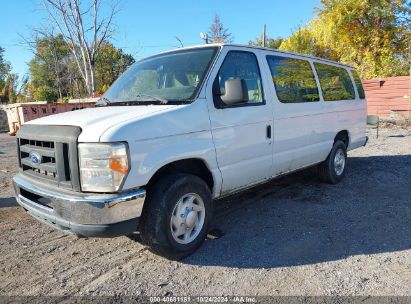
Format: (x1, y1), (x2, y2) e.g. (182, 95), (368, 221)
(0, 125), (410, 297)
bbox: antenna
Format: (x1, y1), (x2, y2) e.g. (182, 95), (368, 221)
(175, 36), (184, 48)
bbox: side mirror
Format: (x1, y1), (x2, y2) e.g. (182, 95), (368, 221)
(220, 79), (249, 106)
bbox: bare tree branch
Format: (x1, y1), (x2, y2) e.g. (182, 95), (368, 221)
(40, 0), (119, 95)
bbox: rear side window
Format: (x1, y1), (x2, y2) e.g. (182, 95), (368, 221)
(351, 70), (366, 99)
(314, 63), (355, 101)
(267, 56), (320, 103)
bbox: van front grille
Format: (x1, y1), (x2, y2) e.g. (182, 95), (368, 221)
(19, 138), (62, 181)
(16, 125), (82, 191)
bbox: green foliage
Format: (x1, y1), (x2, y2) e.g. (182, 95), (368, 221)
(1, 73), (19, 103)
(33, 85), (58, 102)
(279, 0), (411, 78)
(249, 35), (284, 49)
(28, 35), (135, 99)
(16, 76), (30, 103)
(279, 27), (339, 60)
(95, 42), (135, 93)
(29, 34), (73, 101)
(0, 46), (19, 104)
(0, 47), (9, 88)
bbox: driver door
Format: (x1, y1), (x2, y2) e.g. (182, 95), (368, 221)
(205, 48), (274, 194)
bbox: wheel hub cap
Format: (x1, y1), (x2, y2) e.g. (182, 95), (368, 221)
(170, 193), (205, 244)
(185, 210), (197, 228)
(334, 149), (346, 176)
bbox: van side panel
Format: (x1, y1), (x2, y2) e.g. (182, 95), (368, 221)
(262, 52), (331, 175)
(320, 100), (367, 151)
(262, 51), (367, 176)
(271, 103), (332, 175)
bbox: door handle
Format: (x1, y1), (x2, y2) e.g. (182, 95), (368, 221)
(266, 125), (272, 139)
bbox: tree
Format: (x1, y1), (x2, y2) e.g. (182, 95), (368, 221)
(0, 46), (18, 104)
(28, 33), (72, 101)
(16, 76), (30, 103)
(0, 47), (10, 96)
(26, 34), (134, 100)
(41, 0), (118, 96)
(95, 42), (135, 93)
(208, 14), (233, 43)
(279, 26), (338, 60)
(1, 73), (19, 103)
(314, 0), (410, 78)
(249, 35), (284, 49)
(34, 85), (58, 102)
(279, 0), (411, 78)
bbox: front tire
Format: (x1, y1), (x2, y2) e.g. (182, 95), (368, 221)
(139, 174), (212, 260)
(318, 140), (347, 184)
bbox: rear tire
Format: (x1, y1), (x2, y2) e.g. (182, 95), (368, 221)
(139, 173), (212, 260)
(318, 140), (347, 184)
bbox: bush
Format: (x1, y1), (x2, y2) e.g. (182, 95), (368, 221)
(34, 86), (58, 102)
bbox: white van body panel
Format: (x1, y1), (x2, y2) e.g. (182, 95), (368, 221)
(99, 99), (222, 197)
(21, 44), (367, 199)
(270, 92), (367, 176)
(25, 99), (223, 197)
(260, 50), (367, 176)
(27, 105), (179, 142)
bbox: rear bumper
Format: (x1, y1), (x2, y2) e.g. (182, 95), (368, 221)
(13, 175), (146, 237)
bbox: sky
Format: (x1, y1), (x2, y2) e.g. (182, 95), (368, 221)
(0, 0), (320, 78)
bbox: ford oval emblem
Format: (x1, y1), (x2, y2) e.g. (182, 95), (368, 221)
(29, 151), (42, 165)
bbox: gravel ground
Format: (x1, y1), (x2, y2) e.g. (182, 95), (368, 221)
(0, 125), (410, 297)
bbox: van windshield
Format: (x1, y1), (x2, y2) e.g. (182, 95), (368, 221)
(100, 47), (218, 106)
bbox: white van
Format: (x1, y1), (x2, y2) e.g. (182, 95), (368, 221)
(13, 44), (367, 259)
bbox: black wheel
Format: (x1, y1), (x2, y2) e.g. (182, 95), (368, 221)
(318, 140), (347, 184)
(139, 173), (212, 260)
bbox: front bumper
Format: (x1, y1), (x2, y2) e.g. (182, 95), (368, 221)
(13, 175), (146, 237)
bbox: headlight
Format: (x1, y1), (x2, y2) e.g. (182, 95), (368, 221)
(78, 143), (129, 192)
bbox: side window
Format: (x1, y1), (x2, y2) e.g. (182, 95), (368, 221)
(314, 63), (355, 101)
(266, 55), (320, 103)
(214, 51), (264, 105)
(351, 70), (366, 99)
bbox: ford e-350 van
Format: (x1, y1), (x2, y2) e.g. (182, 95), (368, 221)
(13, 44), (367, 259)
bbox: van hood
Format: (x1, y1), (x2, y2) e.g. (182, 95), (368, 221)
(27, 105), (179, 141)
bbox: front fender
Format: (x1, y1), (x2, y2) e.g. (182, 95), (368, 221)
(123, 131), (222, 198)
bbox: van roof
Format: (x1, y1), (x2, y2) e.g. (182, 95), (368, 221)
(157, 43), (355, 69)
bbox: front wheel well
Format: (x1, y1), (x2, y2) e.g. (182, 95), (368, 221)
(334, 130), (349, 148)
(146, 159), (214, 191)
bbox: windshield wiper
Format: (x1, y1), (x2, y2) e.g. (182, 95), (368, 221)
(134, 94), (168, 105)
(96, 95), (169, 106)
(95, 96), (111, 107)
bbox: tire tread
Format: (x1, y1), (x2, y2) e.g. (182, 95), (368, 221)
(318, 140), (347, 184)
(139, 173), (212, 260)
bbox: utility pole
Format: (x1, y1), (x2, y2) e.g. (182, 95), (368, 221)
(262, 24), (266, 47)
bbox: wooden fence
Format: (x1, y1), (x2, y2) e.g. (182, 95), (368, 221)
(363, 76), (411, 118)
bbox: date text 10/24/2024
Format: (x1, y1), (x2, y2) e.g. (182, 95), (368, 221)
(149, 296), (257, 303)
